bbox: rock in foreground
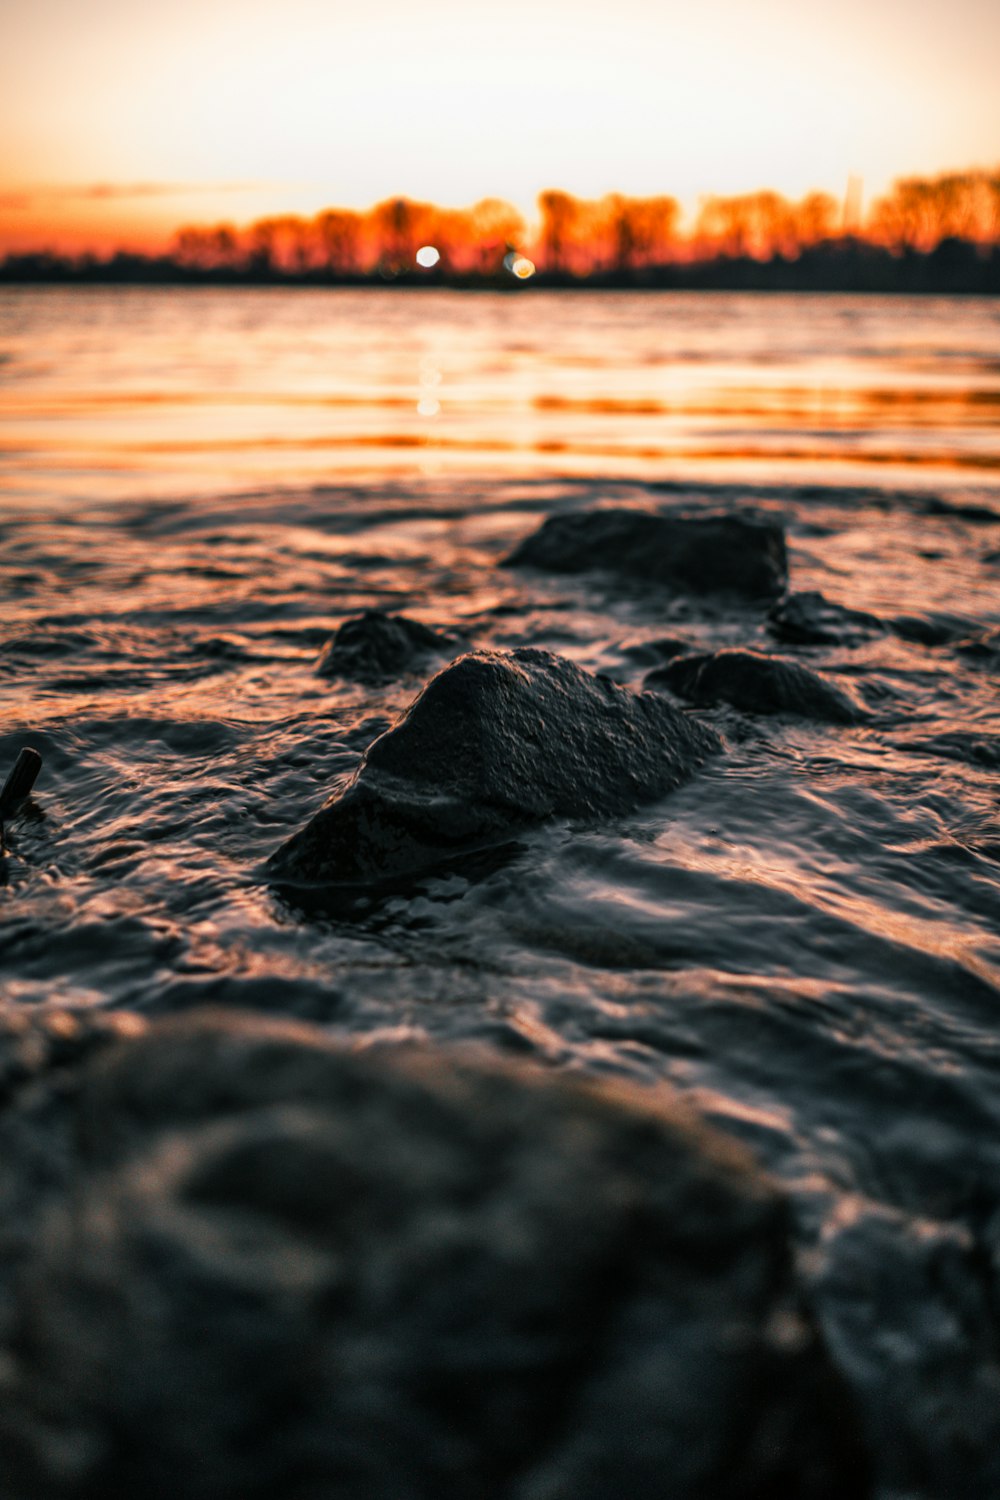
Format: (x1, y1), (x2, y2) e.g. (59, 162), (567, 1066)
(268, 647), (722, 885)
(317, 609), (465, 683)
(505, 508), (788, 598)
(0, 1010), (870, 1500)
(648, 648), (867, 723)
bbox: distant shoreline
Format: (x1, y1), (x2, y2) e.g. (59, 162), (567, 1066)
(3, 243), (999, 296)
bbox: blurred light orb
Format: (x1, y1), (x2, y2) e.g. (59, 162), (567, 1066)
(417, 397), (440, 417)
(511, 256), (535, 280)
(416, 245), (440, 268)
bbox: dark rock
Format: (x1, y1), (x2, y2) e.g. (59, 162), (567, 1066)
(955, 628), (1000, 667)
(505, 508), (788, 598)
(917, 496), (1000, 524)
(268, 648), (722, 885)
(316, 610), (465, 683)
(890, 612), (981, 647)
(891, 731), (1000, 771)
(618, 635), (694, 667)
(0, 1010), (871, 1500)
(768, 592), (885, 647)
(648, 649), (867, 724)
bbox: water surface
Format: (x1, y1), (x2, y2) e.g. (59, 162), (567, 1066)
(2, 287), (1000, 1497)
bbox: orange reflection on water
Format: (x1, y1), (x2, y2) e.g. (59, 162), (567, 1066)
(1, 287), (999, 504)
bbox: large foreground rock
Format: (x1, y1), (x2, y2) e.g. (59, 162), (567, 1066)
(0, 1010), (870, 1500)
(268, 647), (721, 885)
(647, 648), (868, 724)
(505, 508), (788, 598)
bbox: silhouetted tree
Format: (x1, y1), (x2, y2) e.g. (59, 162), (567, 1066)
(172, 224), (241, 270)
(537, 190), (580, 274)
(315, 209), (364, 275)
(868, 169), (1000, 252)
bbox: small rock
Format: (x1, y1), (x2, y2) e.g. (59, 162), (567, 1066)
(505, 509), (788, 598)
(648, 648), (867, 723)
(316, 610), (465, 682)
(618, 635), (694, 667)
(768, 592), (885, 647)
(269, 647), (722, 885)
(892, 731), (1000, 771)
(890, 612), (981, 647)
(955, 628), (1000, 667)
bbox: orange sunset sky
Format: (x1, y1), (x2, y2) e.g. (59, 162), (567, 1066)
(2, 0), (999, 256)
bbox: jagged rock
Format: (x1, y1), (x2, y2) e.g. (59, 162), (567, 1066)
(316, 610), (465, 682)
(768, 592), (885, 647)
(504, 509), (788, 598)
(268, 648), (722, 885)
(0, 1010), (871, 1500)
(647, 648), (867, 723)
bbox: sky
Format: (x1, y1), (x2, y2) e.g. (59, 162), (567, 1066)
(2, 0), (999, 253)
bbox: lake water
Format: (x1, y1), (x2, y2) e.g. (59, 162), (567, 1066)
(3, 287), (999, 501)
(1, 286), (1000, 1496)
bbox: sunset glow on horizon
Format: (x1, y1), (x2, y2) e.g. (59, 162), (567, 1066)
(2, 0), (999, 256)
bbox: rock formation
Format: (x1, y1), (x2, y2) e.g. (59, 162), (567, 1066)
(269, 648), (722, 885)
(648, 648), (867, 723)
(0, 1009), (871, 1500)
(505, 509), (788, 598)
(317, 610), (466, 683)
(767, 592), (885, 647)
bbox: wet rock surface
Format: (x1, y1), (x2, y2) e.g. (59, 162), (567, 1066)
(768, 591), (885, 647)
(505, 508), (788, 598)
(647, 648), (867, 723)
(268, 647), (722, 885)
(316, 610), (466, 683)
(0, 1010), (871, 1500)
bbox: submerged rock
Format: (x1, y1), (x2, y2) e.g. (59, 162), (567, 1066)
(892, 731), (1000, 771)
(768, 591), (885, 647)
(647, 648), (867, 723)
(618, 634), (694, 667)
(890, 611), (982, 647)
(268, 647), (722, 885)
(317, 609), (465, 682)
(956, 627), (1000, 667)
(505, 508), (788, 598)
(0, 1010), (871, 1500)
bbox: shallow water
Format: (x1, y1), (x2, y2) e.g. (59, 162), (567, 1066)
(2, 287), (1000, 1495)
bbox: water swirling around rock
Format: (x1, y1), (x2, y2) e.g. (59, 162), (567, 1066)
(1, 288), (1000, 1497)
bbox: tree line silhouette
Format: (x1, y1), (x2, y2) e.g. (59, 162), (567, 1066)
(4, 168), (1000, 291)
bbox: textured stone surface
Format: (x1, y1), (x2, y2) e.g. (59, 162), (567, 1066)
(317, 610), (465, 683)
(647, 648), (867, 723)
(0, 1011), (871, 1500)
(505, 508), (788, 598)
(268, 647), (722, 885)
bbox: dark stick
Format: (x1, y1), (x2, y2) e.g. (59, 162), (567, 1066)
(0, 746), (42, 851)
